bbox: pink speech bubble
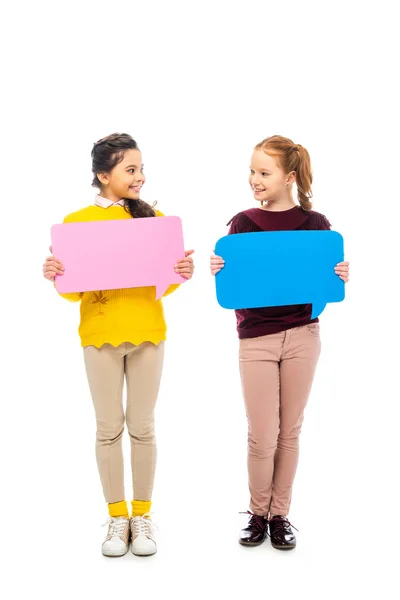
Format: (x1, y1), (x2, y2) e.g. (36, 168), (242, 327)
(51, 216), (186, 299)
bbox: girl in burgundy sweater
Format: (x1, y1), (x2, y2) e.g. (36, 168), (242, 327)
(210, 135), (349, 550)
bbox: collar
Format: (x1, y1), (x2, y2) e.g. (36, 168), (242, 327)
(95, 195), (125, 208)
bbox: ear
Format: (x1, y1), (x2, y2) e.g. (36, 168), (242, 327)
(97, 172), (109, 186)
(286, 171), (296, 185)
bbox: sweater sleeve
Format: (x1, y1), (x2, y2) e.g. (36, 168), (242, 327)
(227, 212), (258, 234)
(304, 211), (332, 230)
(55, 286), (83, 303)
(162, 283), (180, 298)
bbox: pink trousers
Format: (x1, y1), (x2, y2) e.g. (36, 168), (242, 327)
(239, 324), (321, 517)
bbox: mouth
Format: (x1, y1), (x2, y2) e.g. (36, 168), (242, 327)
(129, 185), (142, 193)
(253, 188), (266, 194)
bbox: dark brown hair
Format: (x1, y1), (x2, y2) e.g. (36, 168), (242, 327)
(255, 135), (313, 211)
(91, 133), (156, 218)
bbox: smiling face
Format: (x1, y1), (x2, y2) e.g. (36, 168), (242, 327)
(97, 148), (145, 202)
(249, 149), (296, 205)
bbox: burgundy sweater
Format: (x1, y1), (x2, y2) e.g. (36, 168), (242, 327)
(227, 206), (332, 339)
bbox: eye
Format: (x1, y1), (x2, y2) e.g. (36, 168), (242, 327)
(128, 169), (135, 173)
(250, 169), (255, 174)
(261, 172), (269, 177)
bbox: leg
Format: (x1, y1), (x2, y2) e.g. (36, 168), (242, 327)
(83, 344), (126, 504)
(270, 324), (321, 517)
(239, 334), (284, 516)
(125, 342), (165, 503)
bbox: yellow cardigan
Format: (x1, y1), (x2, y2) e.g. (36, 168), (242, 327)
(57, 205), (180, 348)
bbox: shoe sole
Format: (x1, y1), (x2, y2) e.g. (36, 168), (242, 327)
(271, 543), (296, 551)
(131, 549), (157, 556)
(102, 548), (129, 557)
(238, 538), (266, 547)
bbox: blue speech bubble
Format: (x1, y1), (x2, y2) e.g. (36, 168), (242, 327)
(215, 231), (345, 319)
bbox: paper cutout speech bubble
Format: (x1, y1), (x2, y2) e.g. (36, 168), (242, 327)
(51, 216), (186, 299)
(214, 230), (345, 319)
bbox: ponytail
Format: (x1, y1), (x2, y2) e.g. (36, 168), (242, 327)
(124, 199), (157, 219)
(295, 144), (313, 211)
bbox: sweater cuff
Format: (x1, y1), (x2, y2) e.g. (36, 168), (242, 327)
(54, 282), (82, 302)
(162, 283), (180, 298)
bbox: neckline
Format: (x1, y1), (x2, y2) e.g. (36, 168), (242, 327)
(255, 205), (300, 214)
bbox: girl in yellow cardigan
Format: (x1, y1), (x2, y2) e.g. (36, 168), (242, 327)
(43, 133), (194, 558)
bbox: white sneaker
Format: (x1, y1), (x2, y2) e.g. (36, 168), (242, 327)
(102, 517), (130, 557)
(130, 513), (157, 556)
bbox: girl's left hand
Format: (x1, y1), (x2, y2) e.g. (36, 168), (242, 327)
(334, 261), (350, 283)
(175, 249), (195, 280)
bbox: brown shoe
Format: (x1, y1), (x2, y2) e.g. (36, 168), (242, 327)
(239, 512), (268, 546)
(269, 516), (297, 550)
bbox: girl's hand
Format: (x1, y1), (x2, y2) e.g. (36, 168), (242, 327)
(175, 249), (195, 280)
(334, 261), (350, 283)
(43, 246), (64, 282)
(210, 253), (225, 275)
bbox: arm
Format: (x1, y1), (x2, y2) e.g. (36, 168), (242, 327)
(57, 289), (83, 302)
(162, 284), (180, 298)
(44, 214), (83, 302)
(57, 215), (84, 301)
(163, 249), (195, 297)
(310, 212), (350, 283)
(43, 254), (83, 302)
(210, 213), (242, 275)
(313, 213), (332, 231)
(155, 210), (195, 296)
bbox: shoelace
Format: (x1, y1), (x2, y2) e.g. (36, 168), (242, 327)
(240, 511), (269, 533)
(130, 512), (158, 537)
(102, 517), (129, 537)
(270, 516), (299, 533)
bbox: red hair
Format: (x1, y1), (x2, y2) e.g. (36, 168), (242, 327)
(255, 135), (313, 211)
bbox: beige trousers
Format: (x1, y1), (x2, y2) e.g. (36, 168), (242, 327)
(83, 342), (164, 504)
(239, 324), (321, 517)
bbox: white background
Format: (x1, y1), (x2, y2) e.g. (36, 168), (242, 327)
(1, 1), (399, 598)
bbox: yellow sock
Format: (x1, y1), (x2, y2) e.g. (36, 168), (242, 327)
(108, 500), (129, 519)
(131, 499), (152, 518)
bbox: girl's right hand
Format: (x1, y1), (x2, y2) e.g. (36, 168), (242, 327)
(43, 246), (64, 282)
(210, 253), (225, 276)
